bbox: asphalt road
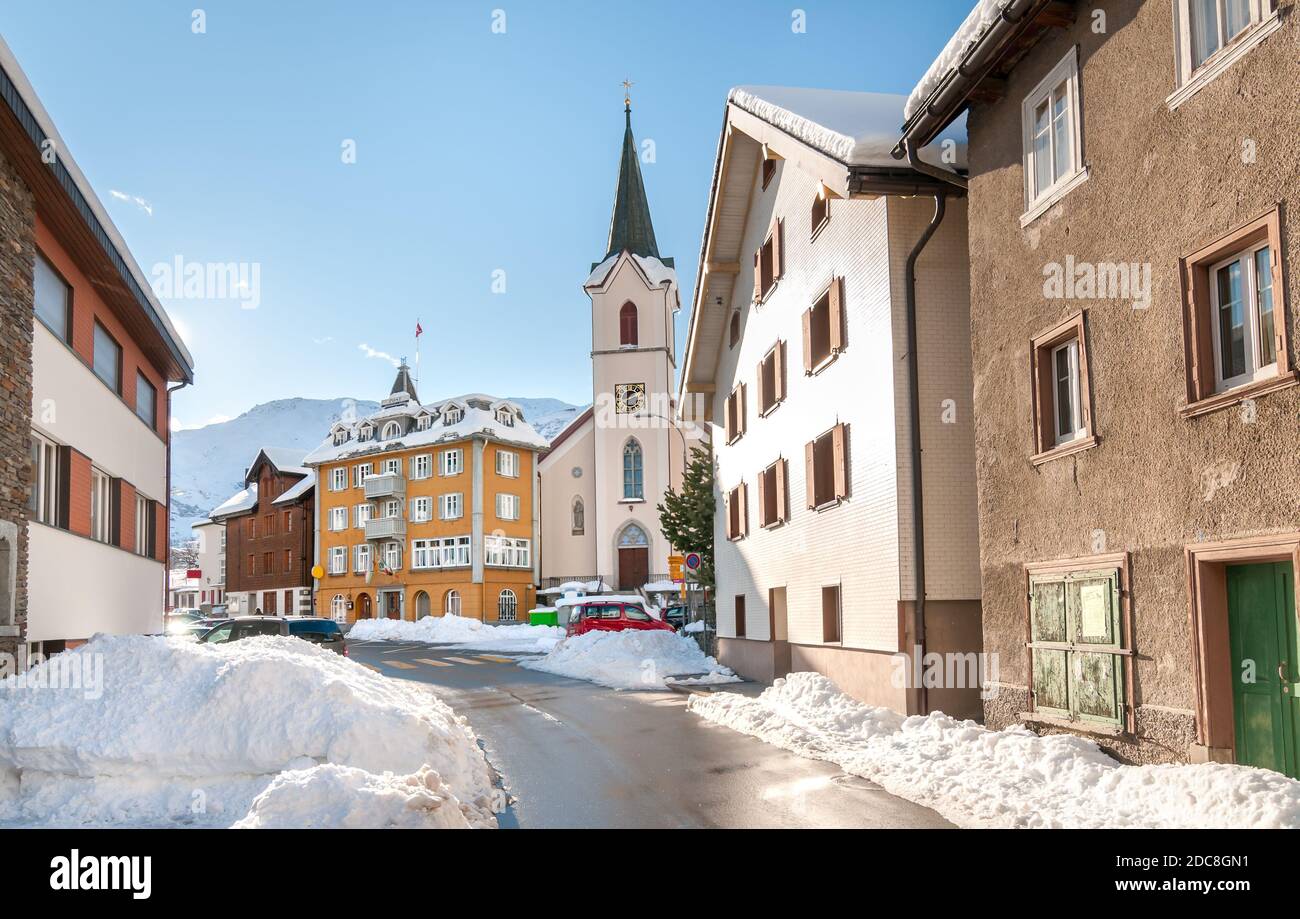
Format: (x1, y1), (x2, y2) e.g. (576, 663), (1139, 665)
(347, 639), (953, 829)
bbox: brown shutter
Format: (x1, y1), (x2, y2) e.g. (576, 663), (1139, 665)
(774, 340), (786, 402)
(756, 468), (767, 528)
(739, 482), (748, 537)
(739, 383), (748, 435)
(801, 308), (813, 373)
(110, 478), (123, 547)
(724, 392), (734, 443)
(775, 457), (788, 522)
(772, 218), (784, 280)
(753, 250), (762, 302)
(724, 490), (733, 540)
(832, 423), (848, 499)
(56, 444), (71, 530)
(805, 440), (816, 510)
(828, 277), (845, 353)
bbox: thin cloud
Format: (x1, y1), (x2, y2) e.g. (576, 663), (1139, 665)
(313, 336), (334, 345)
(358, 343), (400, 367)
(109, 189), (153, 216)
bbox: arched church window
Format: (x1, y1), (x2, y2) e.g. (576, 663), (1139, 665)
(571, 497), (585, 535)
(620, 301), (638, 347)
(623, 439), (644, 500)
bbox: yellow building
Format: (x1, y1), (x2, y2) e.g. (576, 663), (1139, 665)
(304, 364), (546, 623)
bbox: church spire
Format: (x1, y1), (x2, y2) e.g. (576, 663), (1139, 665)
(604, 98), (661, 262)
(389, 359), (418, 404)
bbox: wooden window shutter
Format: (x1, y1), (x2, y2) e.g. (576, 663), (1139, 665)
(832, 423), (848, 499)
(724, 490), (733, 540)
(801, 308), (813, 373)
(775, 457), (788, 522)
(110, 478), (123, 548)
(774, 340), (786, 402)
(756, 468), (767, 528)
(772, 218), (784, 280)
(753, 250), (762, 302)
(56, 444), (71, 530)
(739, 383), (748, 435)
(757, 357), (766, 409)
(724, 392), (734, 443)
(739, 482), (748, 537)
(805, 440), (817, 510)
(828, 277), (845, 353)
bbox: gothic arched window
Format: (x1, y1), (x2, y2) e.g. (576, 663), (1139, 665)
(623, 439), (644, 500)
(620, 301), (638, 347)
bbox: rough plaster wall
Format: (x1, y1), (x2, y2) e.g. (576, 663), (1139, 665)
(713, 158), (902, 651)
(966, 1), (1300, 722)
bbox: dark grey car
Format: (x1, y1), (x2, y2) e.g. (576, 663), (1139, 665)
(199, 616), (348, 655)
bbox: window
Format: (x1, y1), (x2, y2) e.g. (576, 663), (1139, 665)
(495, 408), (515, 427)
(805, 423), (848, 509)
(382, 498), (401, 519)
(822, 585), (841, 643)
(382, 541), (402, 571)
(622, 439), (643, 500)
(802, 278), (845, 373)
(247, 517), (257, 539)
(571, 497), (584, 536)
(331, 594), (346, 620)
(411, 535), (471, 569)
(439, 492), (463, 520)
(485, 535), (531, 568)
(410, 454), (432, 479)
(619, 301), (638, 346)
(753, 218), (784, 302)
(445, 590), (461, 616)
(382, 421), (402, 440)
(758, 458), (788, 528)
(248, 553), (256, 576)
(328, 546), (346, 574)
(496, 493), (521, 521)
(133, 372), (157, 430)
(410, 496), (433, 522)
(443, 407), (463, 426)
(34, 253), (70, 341)
(1029, 313), (1096, 460)
(329, 507), (347, 531)
(1028, 565), (1127, 728)
(354, 503), (372, 528)
(758, 342), (785, 415)
(381, 457), (401, 476)
(729, 311), (741, 349)
(726, 483), (748, 541)
(811, 190), (830, 236)
(354, 543), (371, 574)
(496, 449), (519, 478)
(90, 468), (110, 543)
(264, 513), (275, 536)
(499, 589), (518, 622)
(1021, 48), (1085, 221)
(440, 449), (464, 476)
(1173, 0), (1277, 98)
(330, 467), (347, 491)
(734, 595), (746, 638)
(29, 433), (61, 526)
(332, 428), (349, 446)
(353, 464), (372, 488)
(283, 548), (291, 573)
(283, 510), (292, 532)
(357, 424), (373, 442)
(411, 539), (436, 569)
(135, 495), (152, 556)
(263, 551), (274, 575)
(724, 384), (747, 444)
(92, 322), (122, 394)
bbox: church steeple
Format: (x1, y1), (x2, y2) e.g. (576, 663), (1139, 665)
(604, 101), (661, 262)
(389, 359), (418, 404)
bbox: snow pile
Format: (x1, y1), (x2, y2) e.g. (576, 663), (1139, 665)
(905, 0), (1009, 120)
(688, 673), (1300, 829)
(520, 630), (739, 690)
(348, 614), (562, 652)
(0, 635), (498, 828)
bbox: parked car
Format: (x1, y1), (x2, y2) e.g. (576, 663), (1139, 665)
(198, 616), (347, 655)
(565, 600), (676, 637)
(662, 604), (687, 631)
(165, 609), (208, 635)
(184, 616), (231, 639)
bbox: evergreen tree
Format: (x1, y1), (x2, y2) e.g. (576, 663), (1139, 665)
(657, 445), (716, 588)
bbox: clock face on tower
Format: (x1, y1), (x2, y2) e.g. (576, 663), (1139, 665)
(615, 382), (646, 414)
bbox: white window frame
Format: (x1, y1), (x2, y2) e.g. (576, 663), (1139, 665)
(353, 463), (373, 488)
(410, 454), (432, 479)
(383, 541), (402, 571)
(495, 408), (514, 427)
(30, 432), (60, 526)
(440, 448), (464, 476)
(134, 495), (150, 556)
(411, 538), (436, 569)
(1170, 0), (1278, 107)
(329, 506), (347, 531)
(443, 407), (463, 426)
(498, 589), (518, 621)
(1208, 242), (1277, 393)
(90, 467), (110, 543)
(445, 590), (461, 615)
(329, 467), (347, 491)
(354, 543), (371, 574)
(381, 457), (401, 476)
(439, 492), (463, 521)
(496, 493), (521, 521)
(382, 498), (402, 519)
(1020, 47), (1086, 226)
(410, 496), (433, 523)
(496, 449), (519, 478)
(416, 414), (432, 431)
(1050, 339), (1085, 446)
(328, 546), (346, 575)
(354, 503), (372, 529)
(331, 594), (346, 620)
(382, 421), (403, 440)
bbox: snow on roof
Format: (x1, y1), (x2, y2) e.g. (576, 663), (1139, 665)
(728, 85), (967, 171)
(271, 470), (316, 506)
(210, 484), (257, 519)
(303, 392), (549, 466)
(904, 0), (1009, 121)
(585, 251), (678, 290)
(256, 447), (310, 478)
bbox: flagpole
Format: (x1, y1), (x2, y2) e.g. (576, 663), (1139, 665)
(415, 317), (421, 395)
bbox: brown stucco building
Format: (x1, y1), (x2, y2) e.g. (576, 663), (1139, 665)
(211, 448), (315, 616)
(900, 0), (1299, 773)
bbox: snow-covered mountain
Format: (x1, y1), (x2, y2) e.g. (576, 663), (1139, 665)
(170, 395), (586, 544)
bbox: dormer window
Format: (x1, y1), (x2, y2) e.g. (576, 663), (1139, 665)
(496, 408), (514, 427)
(444, 407), (463, 426)
(382, 420), (403, 440)
(332, 428), (349, 446)
(416, 415), (432, 431)
(358, 424), (373, 442)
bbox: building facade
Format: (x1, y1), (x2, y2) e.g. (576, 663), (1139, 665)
(538, 104), (700, 591)
(190, 518), (226, 609)
(0, 36), (193, 656)
(211, 448), (315, 616)
(307, 366), (546, 623)
(680, 86), (983, 717)
(899, 0), (1299, 771)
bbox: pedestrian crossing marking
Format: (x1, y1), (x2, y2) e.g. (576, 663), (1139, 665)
(382, 660), (417, 670)
(445, 656), (485, 665)
(476, 655), (514, 663)
(415, 658), (453, 668)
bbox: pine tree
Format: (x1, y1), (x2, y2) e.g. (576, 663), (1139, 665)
(657, 444), (716, 588)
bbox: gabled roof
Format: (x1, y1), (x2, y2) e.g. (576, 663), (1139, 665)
(210, 485), (257, 519)
(603, 104), (665, 264)
(248, 447), (310, 483)
(272, 470), (316, 506)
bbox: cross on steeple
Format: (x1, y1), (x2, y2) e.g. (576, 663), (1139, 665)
(621, 78), (634, 108)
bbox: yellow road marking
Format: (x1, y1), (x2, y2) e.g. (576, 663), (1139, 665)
(445, 656), (484, 665)
(476, 655), (514, 663)
(415, 658), (454, 668)
(382, 660), (417, 670)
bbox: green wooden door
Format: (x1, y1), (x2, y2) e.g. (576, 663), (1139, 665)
(1227, 562), (1299, 778)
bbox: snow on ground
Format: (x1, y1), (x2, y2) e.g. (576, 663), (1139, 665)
(347, 614), (562, 653)
(0, 634), (499, 828)
(520, 630), (739, 691)
(687, 672), (1300, 829)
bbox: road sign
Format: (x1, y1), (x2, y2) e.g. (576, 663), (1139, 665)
(311, 564), (324, 580)
(668, 554), (684, 582)
(684, 552), (702, 572)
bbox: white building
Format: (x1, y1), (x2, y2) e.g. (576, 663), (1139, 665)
(679, 87), (983, 717)
(191, 518), (226, 610)
(538, 102), (701, 591)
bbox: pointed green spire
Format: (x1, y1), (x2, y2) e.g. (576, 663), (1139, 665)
(605, 103), (661, 262)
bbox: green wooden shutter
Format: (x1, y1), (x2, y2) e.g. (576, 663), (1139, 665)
(1029, 577), (1070, 716)
(1066, 570), (1124, 726)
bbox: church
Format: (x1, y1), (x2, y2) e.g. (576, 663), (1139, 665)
(538, 101), (700, 591)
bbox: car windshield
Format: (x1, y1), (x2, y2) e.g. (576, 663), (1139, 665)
(202, 625), (233, 643)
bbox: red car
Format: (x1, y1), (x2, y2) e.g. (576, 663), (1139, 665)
(565, 600), (676, 637)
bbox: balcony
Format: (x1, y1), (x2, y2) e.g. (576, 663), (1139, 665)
(364, 471), (405, 499)
(365, 516), (406, 541)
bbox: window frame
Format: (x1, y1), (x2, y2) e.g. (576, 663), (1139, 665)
(805, 423), (849, 511)
(1169, 0), (1279, 108)
(725, 482), (748, 541)
(802, 277), (845, 375)
(354, 542), (371, 574)
(92, 320), (123, 395)
(439, 492), (463, 521)
(410, 454), (432, 479)
(33, 250), (72, 343)
(619, 301), (639, 347)
(329, 467), (347, 491)
(410, 495), (433, 523)
(329, 506), (347, 531)
(90, 467), (110, 543)
(757, 341), (786, 416)
(440, 448), (464, 476)
(1030, 311), (1098, 464)
(757, 458), (788, 529)
(134, 371), (157, 430)
(621, 438), (644, 501)
(1019, 47), (1087, 226)
(496, 449), (520, 478)
(327, 547), (347, 575)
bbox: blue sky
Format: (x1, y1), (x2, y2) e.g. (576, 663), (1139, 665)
(2, 0), (972, 428)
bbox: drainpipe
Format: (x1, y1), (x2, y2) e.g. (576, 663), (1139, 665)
(901, 177), (948, 716)
(165, 381), (188, 616)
